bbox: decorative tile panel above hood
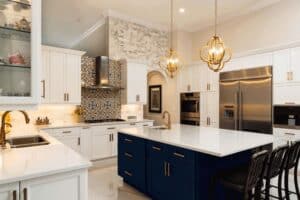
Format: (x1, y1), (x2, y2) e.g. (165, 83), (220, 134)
(81, 56), (121, 120)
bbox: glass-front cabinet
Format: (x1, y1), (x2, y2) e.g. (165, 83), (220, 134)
(0, 0), (41, 106)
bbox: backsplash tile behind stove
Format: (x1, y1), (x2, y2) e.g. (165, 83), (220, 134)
(81, 56), (121, 120)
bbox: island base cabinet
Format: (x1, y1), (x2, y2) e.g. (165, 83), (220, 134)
(0, 182), (19, 200)
(0, 169), (88, 200)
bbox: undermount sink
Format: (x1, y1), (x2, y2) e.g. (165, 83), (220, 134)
(6, 135), (50, 148)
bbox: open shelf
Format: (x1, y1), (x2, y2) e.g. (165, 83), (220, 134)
(0, 63), (31, 69)
(0, 26), (31, 34)
(7, 0), (31, 7)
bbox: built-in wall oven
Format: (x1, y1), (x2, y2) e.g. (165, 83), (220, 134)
(180, 92), (200, 126)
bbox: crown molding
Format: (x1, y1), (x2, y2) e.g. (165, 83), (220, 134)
(103, 9), (168, 32)
(70, 17), (107, 48)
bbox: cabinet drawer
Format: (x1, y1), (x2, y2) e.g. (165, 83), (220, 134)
(118, 133), (145, 150)
(52, 127), (80, 136)
(168, 145), (196, 163)
(147, 141), (168, 158)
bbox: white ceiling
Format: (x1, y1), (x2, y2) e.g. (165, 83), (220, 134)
(42, 0), (282, 50)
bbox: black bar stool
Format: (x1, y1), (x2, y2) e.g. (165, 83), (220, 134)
(216, 150), (269, 200)
(262, 145), (289, 200)
(283, 140), (300, 200)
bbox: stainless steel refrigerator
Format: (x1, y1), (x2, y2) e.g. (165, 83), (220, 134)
(219, 66), (272, 134)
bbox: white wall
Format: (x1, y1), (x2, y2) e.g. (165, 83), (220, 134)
(191, 0), (300, 61)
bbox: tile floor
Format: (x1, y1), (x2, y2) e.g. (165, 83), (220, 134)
(89, 166), (299, 200)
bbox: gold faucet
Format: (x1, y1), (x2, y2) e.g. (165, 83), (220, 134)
(0, 111), (30, 148)
(162, 111), (171, 129)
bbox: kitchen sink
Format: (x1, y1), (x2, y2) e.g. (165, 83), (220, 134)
(6, 136), (50, 148)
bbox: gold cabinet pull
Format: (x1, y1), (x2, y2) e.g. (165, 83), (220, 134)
(124, 152), (133, 158)
(173, 152), (185, 158)
(62, 131), (71, 134)
(67, 93), (69, 101)
(78, 137), (80, 145)
(124, 170), (132, 177)
(64, 93), (66, 101)
(107, 127), (116, 130)
(41, 80), (45, 98)
(164, 162), (167, 176)
(152, 146), (161, 151)
(285, 132), (296, 136)
(23, 188), (28, 200)
(130, 123), (136, 126)
(167, 163), (171, 177)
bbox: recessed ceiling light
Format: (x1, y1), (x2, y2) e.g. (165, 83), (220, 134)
(179, 8), (185, 13)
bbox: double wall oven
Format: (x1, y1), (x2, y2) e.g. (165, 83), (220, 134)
(180, 92), (200, 126)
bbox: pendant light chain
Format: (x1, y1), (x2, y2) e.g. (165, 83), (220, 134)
(214, 0), (217, 36)
(170, 0), (174, 49)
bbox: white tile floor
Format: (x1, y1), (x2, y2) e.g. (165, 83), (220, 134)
(89, 166), (150, 200)
(89, 166), (299, 200)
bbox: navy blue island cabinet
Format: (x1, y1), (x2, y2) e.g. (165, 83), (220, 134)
(118, 132), (252, 200)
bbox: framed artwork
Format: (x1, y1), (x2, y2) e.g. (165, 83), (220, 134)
(149, 85), (162, 113)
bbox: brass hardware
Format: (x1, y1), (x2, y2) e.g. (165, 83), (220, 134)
(173, 152), (185, 158)
(62, 131), (71, 134)
(124, 170), (132, 177)
(290, 71), (294, 80)
(162, 111), (171, 129)
(64, 93), (66, 101)
(82, 126), (90, 129)
(187, 84), (191, 91)
(208, 117), (211, 126)
(207, 83), (209, 91)
(152, 146), (161, 151)
(112, 134), (114, 141)
(164, 162), (167, 176)
(23, 188), (28, 200)
(136, 94), (140, 102)
(285, 102), (296, 105)
(41, 80), (45, 98)
(124, 138), (132, 143)
(107, 127), (116, 130)
(109, 134), (111, 142)
(67, 93), (69, 101)
(130, 123), (136, 126)
(167, 163), (171, 177)
(124, 152), (133, 158)
(143, 124), (149, 127)
(0, 111), (30, 148)
(78, 137), (80, 145)
(13, 190), (17, 200)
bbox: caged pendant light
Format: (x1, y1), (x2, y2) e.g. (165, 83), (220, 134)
(200, 0), (232, 72)
(159, 0), (181, 78)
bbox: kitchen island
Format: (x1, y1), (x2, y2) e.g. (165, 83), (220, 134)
(0, 130), (91, 200)
(118, 124), (275, 200)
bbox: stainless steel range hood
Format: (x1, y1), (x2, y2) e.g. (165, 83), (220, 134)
(83, 56), (123, 90)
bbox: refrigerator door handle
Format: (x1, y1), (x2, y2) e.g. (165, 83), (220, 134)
(234, 92), (239, 130)
(239, 91), (243, 130)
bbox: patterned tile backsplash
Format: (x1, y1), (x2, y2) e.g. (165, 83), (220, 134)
(81, 56), (121, 120)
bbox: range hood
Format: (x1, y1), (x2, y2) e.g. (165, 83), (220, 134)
(84, 56), (123, 90)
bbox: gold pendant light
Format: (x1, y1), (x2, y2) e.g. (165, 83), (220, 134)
(200, 0), (232, 72)
(159, 0), (181, 78)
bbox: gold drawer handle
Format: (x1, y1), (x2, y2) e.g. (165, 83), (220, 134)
(107, 127), (116, 130)
(62, 131), (72, 134)
(124, 138), (133, 143)
(124, 152), (133, 158)
(124, 170), (132, 177)
(285, 132), (296, 136)
(173, 152), (185, 158)
(152, 146), (161, 151)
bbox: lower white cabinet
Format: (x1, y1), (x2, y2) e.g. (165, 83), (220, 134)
(0, 170), (88, 200)
(0, 182), (19, 200)
(273, 83), (300, 105)
(50, 127), (81, 153)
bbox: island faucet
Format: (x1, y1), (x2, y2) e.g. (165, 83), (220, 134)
(162, 111), (171, 129)
(0, 110), (30, 148)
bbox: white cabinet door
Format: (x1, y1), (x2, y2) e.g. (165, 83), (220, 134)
(199, 65), (209, 92)
(190, 65), (201, 92)
(273, 83), (300, 105)
(273, 49), (290, 84)
(208, 70), (219, 92)
(49, 51), (65, 103)
(290, 47), (300, 82)
(126, 62), (147, 104)
(20, 170), (87, 200)
(65, 54), (81, 104)
(91, 133), (111, 160)
(200, 92), (208, 125)
(0, 182), (19, 200)
(41, 49), (50, 103)
(80, 127), (92, 160)
(60, 135), (81, 153)
(179, 66), (190, 92)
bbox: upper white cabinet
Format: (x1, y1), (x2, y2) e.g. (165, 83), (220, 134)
(290, 47), (300, 82)
(0, 0), (41, 106)
(122, 62), (147, 104)
(42, 46), (85, 104)
(273, 49), (291, 84)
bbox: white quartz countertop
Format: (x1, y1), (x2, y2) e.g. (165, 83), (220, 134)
(37, 119), (154, 130)
(0, 130), (91, 185)
(119, 124), (277, 157)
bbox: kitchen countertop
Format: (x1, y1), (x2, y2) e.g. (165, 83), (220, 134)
(0, 130), (91, 185)
(119, 124), (279, 157)
(37, 119), (154, 130)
